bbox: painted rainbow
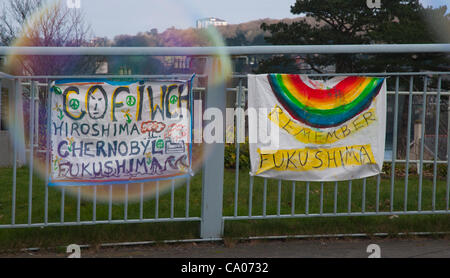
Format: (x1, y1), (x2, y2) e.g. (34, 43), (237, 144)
(267, 74), (384, 128)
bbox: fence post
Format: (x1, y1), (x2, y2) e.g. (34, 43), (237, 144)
(200, 57), (227, 238)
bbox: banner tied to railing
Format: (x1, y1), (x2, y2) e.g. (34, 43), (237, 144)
(248, 74), (386, 182)
(49, 77), (194, 186)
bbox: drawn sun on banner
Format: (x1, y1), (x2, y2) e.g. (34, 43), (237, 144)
(248, 74), (386, 182)
(49, 78), (194, 186)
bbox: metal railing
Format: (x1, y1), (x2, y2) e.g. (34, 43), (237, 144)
(0, 75), (202, 229)
(225, 73), (450, 223)
(0, 44), (449, 240)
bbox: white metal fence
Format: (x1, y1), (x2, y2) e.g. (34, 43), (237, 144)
(0, 45), (449, 239)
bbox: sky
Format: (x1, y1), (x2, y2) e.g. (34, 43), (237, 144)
(74, 0), (449, 39)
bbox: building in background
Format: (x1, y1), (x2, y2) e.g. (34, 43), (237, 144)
(196, 17), (228, 29)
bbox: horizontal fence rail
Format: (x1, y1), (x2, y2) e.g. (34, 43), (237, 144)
(0, 44), (449, 56)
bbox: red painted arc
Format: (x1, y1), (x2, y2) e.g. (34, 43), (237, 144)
(286, 75), (364, 102)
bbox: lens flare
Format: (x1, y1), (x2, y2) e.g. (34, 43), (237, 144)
(421, 4), (450, 43)
(4, 0), (232, 203)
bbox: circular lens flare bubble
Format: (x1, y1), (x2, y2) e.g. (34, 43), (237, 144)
(4, 0), (232, 203)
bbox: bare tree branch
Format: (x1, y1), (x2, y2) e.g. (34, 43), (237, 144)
(0, 0), (97, 75)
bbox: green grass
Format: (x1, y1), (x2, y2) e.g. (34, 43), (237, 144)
(0, 166), (448, 250)
(224, 170), (449, 216)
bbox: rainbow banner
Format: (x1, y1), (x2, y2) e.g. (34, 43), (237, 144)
(268, 74), (384, 128)
(248, 74), (386, 182)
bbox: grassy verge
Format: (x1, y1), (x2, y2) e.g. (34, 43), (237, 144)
(0, 166), (448, 250)
(224, 215), (450, 239)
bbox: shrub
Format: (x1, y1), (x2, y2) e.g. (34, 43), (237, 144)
(224, 138), (250, 169)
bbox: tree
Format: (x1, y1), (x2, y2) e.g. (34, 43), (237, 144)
(0, 0), (97, 75)
(0, 0), (44, 45)
(109, 31), (166, 75)
(259, 0), (450, 73)
(259, 0), (450, 159)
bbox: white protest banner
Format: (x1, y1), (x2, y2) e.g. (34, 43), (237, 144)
(49, 77), (193, 186)
(248, 74), (386, 182)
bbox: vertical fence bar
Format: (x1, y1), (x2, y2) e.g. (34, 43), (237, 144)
(170, 180), (175, 219)
(93, 186), (97, 222)
(404, 76), (414, 211)
(185, 177), (190, 218)
(432, 76), (441, 211)
(124, 184), (128, 221)
(263, 178), (267, 217)
(44, 80), (51, 225)
(348, 181), (352, 213)
(140, 183), (144, 220)
(277, 180), (281, 216)
(77, 187), (81, 223)
(376, 174), (381, 213)
(333, 182), (338, 214)
(390, 76), (400, 212)
(28, 81), (36, 225)
(362, 178), (366, 213)
(319, 183), (324, 215)
(11, 79), (19, 225)
(305, 182), (310, 215)
(418, 76), (428, 211)
(60, 188), (65, 223)
(108, 185), (112, 221)
(291, 181), (296, 216)
(155, 181), (159, 219)
(234, 79), (243, 217)
(34, 84), (39, 144)
(248, 175), (254, 217)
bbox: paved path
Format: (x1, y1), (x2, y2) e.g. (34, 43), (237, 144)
(2, 237), (449, 258)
